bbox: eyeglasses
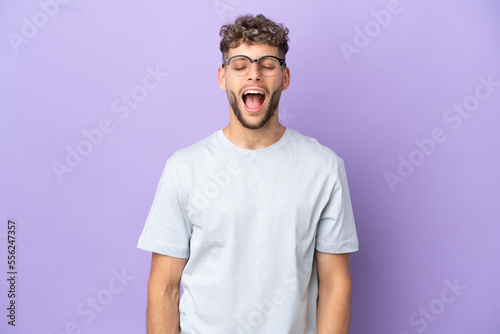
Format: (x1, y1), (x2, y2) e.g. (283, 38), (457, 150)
(223, 55), (286, 77)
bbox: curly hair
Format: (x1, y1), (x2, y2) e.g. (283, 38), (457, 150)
(219, 14), (289, 60)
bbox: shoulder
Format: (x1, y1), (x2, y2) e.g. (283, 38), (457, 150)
(164, 130), (218, 170)
(287, 128), (345, 168)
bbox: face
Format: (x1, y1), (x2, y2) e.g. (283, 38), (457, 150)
(218, 43), (290, 130)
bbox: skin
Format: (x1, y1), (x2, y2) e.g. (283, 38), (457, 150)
(146, 253), (186, 334)
(217, 42), (290, 150)
(316, 251), (353, 334)
(146, 41), (353, 334)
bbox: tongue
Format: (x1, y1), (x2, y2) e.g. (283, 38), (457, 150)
(245, 94), (263, 109)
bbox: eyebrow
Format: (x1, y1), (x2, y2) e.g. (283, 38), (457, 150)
(230, 55), (278, 60)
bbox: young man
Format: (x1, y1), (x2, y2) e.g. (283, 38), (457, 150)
(137, 14), (359, 334)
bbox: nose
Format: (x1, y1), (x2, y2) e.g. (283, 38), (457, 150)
(246, 61), (262, 81)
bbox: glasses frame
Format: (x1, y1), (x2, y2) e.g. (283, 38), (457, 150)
(222, 55), (287, 77)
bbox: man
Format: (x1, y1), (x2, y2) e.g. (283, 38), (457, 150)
(137, 14), (359, 334)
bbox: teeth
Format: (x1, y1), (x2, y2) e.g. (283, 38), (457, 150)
(243, 90), (264, 95)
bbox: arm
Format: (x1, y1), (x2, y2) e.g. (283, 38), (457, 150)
(316, 251), (352, 334)
(146, 252), (187, 334)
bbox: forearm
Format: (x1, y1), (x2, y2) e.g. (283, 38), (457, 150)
(317, 279), (352, 334)
(146, 285), (180, 334)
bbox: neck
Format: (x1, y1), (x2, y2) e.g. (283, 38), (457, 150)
(222, 115), (286, 150)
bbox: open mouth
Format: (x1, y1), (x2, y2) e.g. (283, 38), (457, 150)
(242, 89), (265, 113)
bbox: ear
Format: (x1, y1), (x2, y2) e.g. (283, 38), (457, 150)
(282, 66), (290, 91)
(218, 66), (227, 91)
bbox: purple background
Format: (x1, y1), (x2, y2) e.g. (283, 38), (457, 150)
(1, 0), (499, 333)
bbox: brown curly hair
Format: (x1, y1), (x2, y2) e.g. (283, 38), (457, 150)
(219, 14), (290, 60)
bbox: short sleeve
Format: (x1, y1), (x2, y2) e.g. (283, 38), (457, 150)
(137, 157), (191, 258)
(315, 159), (359, 253)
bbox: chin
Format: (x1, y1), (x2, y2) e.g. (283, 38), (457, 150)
(238, 107), (275, 130)
(228, 90), (278, 130)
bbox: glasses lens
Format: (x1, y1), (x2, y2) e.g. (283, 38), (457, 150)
(229, 57), (250, 76)
(258, 57), (280, 76)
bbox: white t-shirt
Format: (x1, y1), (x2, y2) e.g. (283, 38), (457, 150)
(137, 127), (359, 333)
